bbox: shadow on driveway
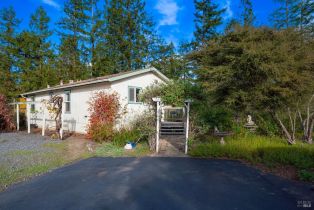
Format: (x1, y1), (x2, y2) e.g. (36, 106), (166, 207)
(0, 157), (313, 210)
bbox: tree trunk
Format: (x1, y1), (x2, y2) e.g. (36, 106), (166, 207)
(275, 113), (295, 145)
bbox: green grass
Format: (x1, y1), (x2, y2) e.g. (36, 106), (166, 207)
(95, 142), (151, 157)
(189, 134), (314, 181)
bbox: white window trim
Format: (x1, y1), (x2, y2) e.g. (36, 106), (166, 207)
(64, 90), (71, 113)
(128, 86), (142, 104)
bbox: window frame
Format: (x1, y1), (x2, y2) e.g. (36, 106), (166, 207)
(64, 90), (71, 113)
(30, 96), (36, 113)
(128, 86), (142, 104)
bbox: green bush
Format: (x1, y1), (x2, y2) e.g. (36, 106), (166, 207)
(197, 106), (234, 131)
(90, 124), (114, 143)
(113, 129), (140, 146)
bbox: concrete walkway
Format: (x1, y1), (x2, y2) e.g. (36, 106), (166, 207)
(155, 135), (187, 157)
(0, 157), (313, 210)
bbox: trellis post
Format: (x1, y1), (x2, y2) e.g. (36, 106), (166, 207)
(16, 104), (19, 131)
(60, 101), (65, 140)
(152, 97), (161, 153)
(42, 105), (46, 136)
(26, 103), (31, 134)
(184, 99), (192, 155)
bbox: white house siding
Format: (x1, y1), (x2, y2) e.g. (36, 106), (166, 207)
(28, 72), (164, 134)
(110, 72), (164, 128)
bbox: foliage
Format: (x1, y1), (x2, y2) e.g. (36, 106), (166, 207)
(240, 0), (255, 26)
(191, 27), (314, 114)
(87, 91), (120, 141)
(130, 112), (156, 150)
(89, 123), (114, 143)
(140, 80), (186, 107)
(112, 128), (140, 146)
(193, 0), (225, 45)
(190, 134), (314, 181)
(0, 94), (15, 131)
(196, 105), (234, 131)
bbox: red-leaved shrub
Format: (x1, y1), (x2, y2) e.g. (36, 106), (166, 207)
(87, 92), (120, 141)
(0, 94), (15, 131)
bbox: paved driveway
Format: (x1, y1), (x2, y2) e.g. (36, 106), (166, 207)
(0, 157), (313, 210)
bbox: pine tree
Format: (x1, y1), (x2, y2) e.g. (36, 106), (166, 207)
(0, 7), (20, 99)
(29, 6), (55, 89)
(104, 0), (155, 72)
(292, 0), (314, 35)
(193, 0), (225, 45)
(58, 0), (91, 80)
(270, 0), (297, 29)
(241, 0), (255, 27)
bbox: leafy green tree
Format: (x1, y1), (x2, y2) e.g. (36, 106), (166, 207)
(241, 0), (255, 27)
(193, 0), (225, 45)
(0, 7), (20, 99)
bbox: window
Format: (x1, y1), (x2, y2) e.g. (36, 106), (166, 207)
(128, 87), (142, 103)
(31, 96), (35, 113)
(64, 91), (71, 112)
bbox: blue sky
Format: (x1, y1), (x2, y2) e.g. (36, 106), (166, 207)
(0, 0), (278, 47)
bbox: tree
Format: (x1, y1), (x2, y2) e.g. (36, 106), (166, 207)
(270, 0), (298, 29)
(57, 0), (92, 80)
(189, 27), (314, 143)
(292, 0), (314, 35)
(17, 7), (55, 92)
(193, 0), (225, 45)
(104, 0), (155, 72)
(0, 7), (20, 99)
(241, 0), (255, 27)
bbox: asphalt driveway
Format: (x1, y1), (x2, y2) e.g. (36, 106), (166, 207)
(0, 157), (313, 210)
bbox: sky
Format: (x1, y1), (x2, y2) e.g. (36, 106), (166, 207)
(0, 0), (279, 47)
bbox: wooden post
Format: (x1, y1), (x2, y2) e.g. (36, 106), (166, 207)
(42, 106), (46, 136)
(60, 101), (65, 140)
(185, 102), (190, 154)
(16, 104), (19, 131)
(156, 101), (160, 153)
(152, 97), (161, 153)
(27, 103), (31, 134)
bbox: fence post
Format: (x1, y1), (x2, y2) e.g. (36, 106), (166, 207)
(16, 104), (19, 131)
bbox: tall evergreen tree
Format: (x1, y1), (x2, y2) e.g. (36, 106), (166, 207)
(270, 0), (297, 29)
(193, 0), (225, 45)
(292, 0), (314, 35)
(58, 0), (92, 80)
(104, 0), (155, 72)
(241, 0), (255, 27)
(0, 7), (20, 99)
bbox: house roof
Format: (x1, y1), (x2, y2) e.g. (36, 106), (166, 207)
(21, 67), (169, 96)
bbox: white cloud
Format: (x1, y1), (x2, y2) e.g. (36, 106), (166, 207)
(155, 0), (180, 26)
(42, 0), (60, 9)
(223, 0), (233, 20)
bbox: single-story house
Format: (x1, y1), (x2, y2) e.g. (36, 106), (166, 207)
(21, 67), (169, 134)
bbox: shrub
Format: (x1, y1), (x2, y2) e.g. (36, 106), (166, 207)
(87, 92), (120, 141)
(89, 123), (114, 143)
(130, 112), (156, 150)
(112, 128), (140, 146)
(0, 94), (15, 131)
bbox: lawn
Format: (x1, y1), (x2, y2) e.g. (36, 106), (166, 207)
(95, 142), (152, 157)
(189, 134), (314, 181)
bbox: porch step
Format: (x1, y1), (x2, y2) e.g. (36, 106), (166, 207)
(160, 122), (185, 135)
